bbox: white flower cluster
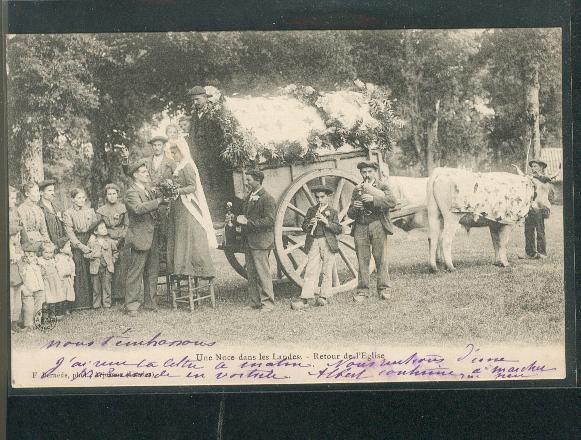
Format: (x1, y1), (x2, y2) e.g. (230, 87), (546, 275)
(204, 85), (222, 104)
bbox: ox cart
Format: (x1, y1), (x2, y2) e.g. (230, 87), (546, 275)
(219, 149), (425, 294)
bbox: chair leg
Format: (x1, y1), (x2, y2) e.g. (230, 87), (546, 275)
(187, 276), (194, 312)
(209, 279), (215, 308)
(171, 276), (177, 310)
(194, 277), (199, 310)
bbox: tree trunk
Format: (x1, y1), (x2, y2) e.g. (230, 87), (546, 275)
(425, 99), (440, 175)
(525, 64), (541, 166)
(20, 136), (44, 184)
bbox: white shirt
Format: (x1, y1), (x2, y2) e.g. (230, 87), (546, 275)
(151, 154), (164, 171)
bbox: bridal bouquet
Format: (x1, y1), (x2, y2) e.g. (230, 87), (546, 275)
(156, 179), (180, 201)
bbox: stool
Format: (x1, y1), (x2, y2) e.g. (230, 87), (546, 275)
(169, 275), (216, 311)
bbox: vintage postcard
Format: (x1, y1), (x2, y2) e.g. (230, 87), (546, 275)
(7, 29), (568, 389)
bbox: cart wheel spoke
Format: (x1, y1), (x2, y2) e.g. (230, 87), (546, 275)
(320, 176), (326, 186)
(301, 184), (316, 206)
(337, 246), (357, 277)
(333, 178), (346, 209)
(283, 226), (304, 233)
(295, 258), (309, 277)
(285, 240), (306, 254)
(287, 203), (307, 217)
(338, 205), (351, 222)
(338, 238), (356, 251)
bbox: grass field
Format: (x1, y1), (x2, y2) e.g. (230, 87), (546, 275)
(12, 207), (564, 348)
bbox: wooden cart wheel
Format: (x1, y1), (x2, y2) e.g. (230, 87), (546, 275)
(274, 168), (361, 295)
(224, 249), (247, 279)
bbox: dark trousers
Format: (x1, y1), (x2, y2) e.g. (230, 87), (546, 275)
(125, 229), (160, 312)
(92, 266), (112, 308)
(354, 221), (391, 295)
(245, 249), (275, 308)
(525, 211), (546, 256)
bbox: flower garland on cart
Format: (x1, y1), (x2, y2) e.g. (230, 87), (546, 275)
(200, 81), (403, 168)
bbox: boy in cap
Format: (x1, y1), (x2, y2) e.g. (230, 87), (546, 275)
(347, 160), (397, 302)
(291, 185), (343, 310)
(85, 219), (118, 309)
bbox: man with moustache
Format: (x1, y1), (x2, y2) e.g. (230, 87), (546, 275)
(124, 160), (166, 317)
(347, 161), (398, 303)
(235, 169), (276, 312)
(38, 179), (66, 246)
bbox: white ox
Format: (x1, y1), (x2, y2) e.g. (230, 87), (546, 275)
(427, 167), (553, 271)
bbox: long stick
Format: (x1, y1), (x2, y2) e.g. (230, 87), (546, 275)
(524, 137), (532, 174)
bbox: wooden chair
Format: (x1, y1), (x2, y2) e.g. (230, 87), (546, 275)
(169, 275), (216, 311)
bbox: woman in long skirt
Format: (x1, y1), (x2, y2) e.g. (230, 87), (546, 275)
(63, 188), (98, 310)
(96, 183), (129, 304)
(166, 141), (217, 279)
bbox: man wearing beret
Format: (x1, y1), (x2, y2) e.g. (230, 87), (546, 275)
(235, 169), (277, 312)
(38, 179), (66, 246)
(347, 160), (398, 303)
(186, 85), (231, 217)
(124, 159), (165, 316)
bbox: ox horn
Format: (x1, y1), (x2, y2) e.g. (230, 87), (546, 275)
(511, 164), (524, 176)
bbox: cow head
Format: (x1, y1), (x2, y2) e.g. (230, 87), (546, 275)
(512, 164), (554, 213)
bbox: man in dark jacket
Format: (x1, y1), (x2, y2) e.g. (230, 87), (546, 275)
(236, 169), (277, 311)
(124, 159), (165, 316)
(347, 160), (398, 302)
(292, 185), (343, 310)
(186, 85), (231, 217)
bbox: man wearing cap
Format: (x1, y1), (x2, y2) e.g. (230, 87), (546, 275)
(347, 160), (398, 302)
(121, 135), (176, 186)
(38, 179), (66, 246)
(186, 85), (229, 216)
(17, 182), (52, 249)
(524, 159), (552, 259)
(235, 169), (277, 311)
(291, 184), (343, 310)
(124, 159), (165, 316)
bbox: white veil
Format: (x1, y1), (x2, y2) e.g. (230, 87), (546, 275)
(172, 138), (218, 249)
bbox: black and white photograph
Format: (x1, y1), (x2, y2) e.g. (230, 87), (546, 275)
(7, 29), (567, 387)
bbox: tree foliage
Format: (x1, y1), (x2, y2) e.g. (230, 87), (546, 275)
(6, 29), (562, 205)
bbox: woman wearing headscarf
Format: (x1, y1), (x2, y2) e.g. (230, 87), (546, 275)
(166, 140), (217, 279)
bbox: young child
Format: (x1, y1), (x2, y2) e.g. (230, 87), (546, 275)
(85, 220), (118, 309)
(37, 242), (65, 321)
(55, 237), (76, 316)
(19, 245), (45, 331)
(9, 225), (27, 333)
(291, 185), (343, 310)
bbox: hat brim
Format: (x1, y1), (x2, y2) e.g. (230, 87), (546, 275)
(357, 161), (379, 170)
(311, 186), (334, 195)
(148, 136), (168, 144)
(528, 160), (547, 168)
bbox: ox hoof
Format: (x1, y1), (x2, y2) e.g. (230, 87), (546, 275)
(429, 266), (439, 273)
(444, 266), (456, 273)
(493, 261), (510, 268)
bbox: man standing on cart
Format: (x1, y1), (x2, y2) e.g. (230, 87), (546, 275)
(347, 160), (398, 303)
